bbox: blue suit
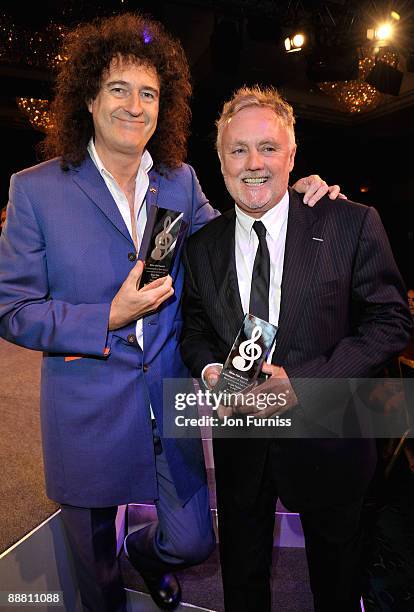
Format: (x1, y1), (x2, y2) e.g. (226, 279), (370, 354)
(0, 155), (218, 507)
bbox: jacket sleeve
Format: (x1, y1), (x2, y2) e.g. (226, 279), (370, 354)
(285, 206), (412, 416)
(0, 174), (111, 355)
(180, 244), (222, 377)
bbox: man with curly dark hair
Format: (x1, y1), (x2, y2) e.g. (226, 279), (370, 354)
(42, 13), (191, 172)
(0, 12), (342, 612)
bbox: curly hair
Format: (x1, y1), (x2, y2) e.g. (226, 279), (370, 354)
(216, 85), (296, 154)
(42, 13), (191, 170)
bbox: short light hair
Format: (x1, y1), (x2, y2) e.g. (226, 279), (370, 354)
(216, 85), (296, 153)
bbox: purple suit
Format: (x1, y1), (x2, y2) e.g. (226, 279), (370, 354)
(0, 155), (218, 507)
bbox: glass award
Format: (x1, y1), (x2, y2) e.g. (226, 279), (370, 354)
(216, 314), (278, 394)
(138, 206), (184, 287)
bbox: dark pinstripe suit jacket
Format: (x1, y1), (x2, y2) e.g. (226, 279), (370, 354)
(181, 189), (412, 510)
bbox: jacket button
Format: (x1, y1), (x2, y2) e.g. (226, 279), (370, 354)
(127, 334), (137, 344)
(128, 252), (137, 262)
(143, 364), (149, 372)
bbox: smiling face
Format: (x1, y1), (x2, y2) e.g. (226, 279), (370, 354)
(219, 105), (296, 217)
(87, 56), (160, 161)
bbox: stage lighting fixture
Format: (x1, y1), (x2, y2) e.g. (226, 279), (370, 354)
(377, 23), (393, 39)
(306, 46), (359, 82)
(367, 22), (394, 45)
(284, 33), (305, 53)
(365, 59), (403, 95)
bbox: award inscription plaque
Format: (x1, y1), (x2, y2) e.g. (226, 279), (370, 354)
(216, 314), (278, 394)
(138, 206), (184, 287)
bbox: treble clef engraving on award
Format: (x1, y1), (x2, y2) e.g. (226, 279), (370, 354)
(232, 325), (263, 372)
(151, 216), (174, 261)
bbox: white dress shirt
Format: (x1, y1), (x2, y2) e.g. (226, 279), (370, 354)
(88, 140), (155, 417)
(235, 190), (289, 331)
(202, 191), (289, 380)
(88, 138), (153, 350)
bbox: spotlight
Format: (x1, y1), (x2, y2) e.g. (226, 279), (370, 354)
(377, 23), (393, 39)
(367, 21), (395, 46)
(284, 33), (305, 53)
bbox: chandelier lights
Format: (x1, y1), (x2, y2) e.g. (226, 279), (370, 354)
(16, 98), (53, 131)
(318, 48), (400, 114)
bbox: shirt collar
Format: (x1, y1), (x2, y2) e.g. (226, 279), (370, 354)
(235, 189), (289, 242)
(87, 138), (153, 182)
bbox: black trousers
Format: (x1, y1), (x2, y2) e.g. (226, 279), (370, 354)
(215, 439), (363, 612)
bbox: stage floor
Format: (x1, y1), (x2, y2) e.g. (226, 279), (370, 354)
(0, 338), (58, 554)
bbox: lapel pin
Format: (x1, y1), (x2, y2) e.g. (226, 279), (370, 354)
(312, 237), (323, 242)
(149, 187), (157, 193)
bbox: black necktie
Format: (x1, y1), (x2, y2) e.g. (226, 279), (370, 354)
(249, 220), (270, 322)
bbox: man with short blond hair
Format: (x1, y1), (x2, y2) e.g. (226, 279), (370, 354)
(181, 85), (412, 612)
(216, 85), (296, 151)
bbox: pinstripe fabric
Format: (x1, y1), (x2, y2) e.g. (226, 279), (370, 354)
(181, 188), (412, 509)
(182, 189), (411, 380)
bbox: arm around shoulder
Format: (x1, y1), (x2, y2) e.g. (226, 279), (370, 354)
(285, 205), (412, 417)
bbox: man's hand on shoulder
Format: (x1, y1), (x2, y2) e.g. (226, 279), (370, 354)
(108, 261), (174, 330)
(292, 174), (346, 206)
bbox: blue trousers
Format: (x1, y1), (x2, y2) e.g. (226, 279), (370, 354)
(61, 423), (215, 612)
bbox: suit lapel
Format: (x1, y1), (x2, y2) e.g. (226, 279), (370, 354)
(146, 170), (191, 215)
(273, 189), (327, 364)
(71, 156), (133, 245)
(207, 209), (244, 342)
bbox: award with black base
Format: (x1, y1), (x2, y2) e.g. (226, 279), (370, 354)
(138, 206), (184, 287)
(216, 314), (278, 394)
